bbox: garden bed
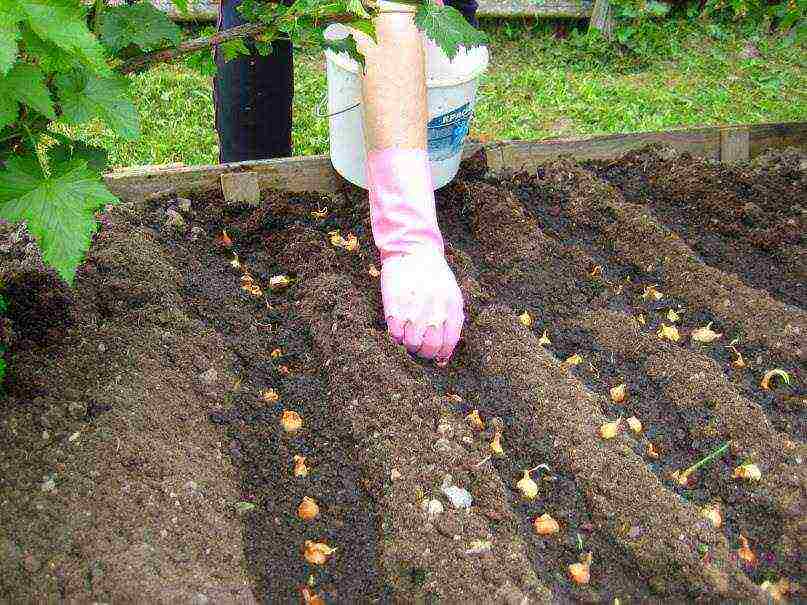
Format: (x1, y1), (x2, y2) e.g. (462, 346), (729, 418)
(0, 139), (804, 603)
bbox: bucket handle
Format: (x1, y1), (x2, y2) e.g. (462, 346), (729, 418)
(314, 94), (361, 119)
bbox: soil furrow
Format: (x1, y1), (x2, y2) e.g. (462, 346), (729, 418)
(298, 273), (551, 603)
(464, 306), (762, 601)
(567, 310), (806, 574)
(525, 159), (807, 363)
(586, 147), (806, 309)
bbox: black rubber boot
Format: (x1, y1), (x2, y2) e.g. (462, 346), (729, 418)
(214, 0), (293, 163)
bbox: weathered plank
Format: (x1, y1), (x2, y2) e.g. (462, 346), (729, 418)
(485, 127), (722, 172)
(720, 127), (750, 163)
(151, 0), (593, 21)
(104, 122), (807, 199)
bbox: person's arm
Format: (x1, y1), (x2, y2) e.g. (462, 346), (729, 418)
(355, 1), (465, 361)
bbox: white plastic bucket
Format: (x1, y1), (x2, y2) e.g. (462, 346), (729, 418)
(324, 25), (489, 190)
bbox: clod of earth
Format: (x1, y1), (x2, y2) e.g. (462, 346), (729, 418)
(533, 513), (560, 535)
(262, 389), (280, 403)
(642, 284), (664, 301)
(281, 410), (303, 433)
(368, 264), (380, 277)
(298, 496), (319, 520)
(303, 541), (336, 565)
(610, 383), (627, 403)
(691, 322), (722, 343)
(732, 462), (762, 481)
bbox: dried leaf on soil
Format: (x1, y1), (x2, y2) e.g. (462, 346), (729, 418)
(466, 409), (484, 430)
(589, 265), (603, 278)
(564, 353), (583, 367)
(636, 314), (646, 326)
(368, 264), (380, 278)
(666, 309), (680, 322)
(281, 410), (303, 433)
(626, 416), (642, 434)
(641, 284), (663, 301)
(599, 418), (621, 440)
(533, 513), (560, 535)
(304, 540), (336, 565)
(465, 539), (492, 555)
(657, 324), (680, 342)
(310, 207), (328, 219)
(568, 551), (593, 585)
(293, 455), (309, 477)
(262, 389), (280, 403)
(701, 503), (722, 528)
(329, 230), (359, 252)
(230, 258), (241, 269)
(271, 348), (282, 358)
(646, 442), (660, 459)
(518, 311), (533, 327)
(732, 462), (762, 481)
(691, 322), (722, 343)
(610, 383), (627, 403)
(298, 496), (319, 521)
(760, 368), (791, 390)
(737, 534), (757, 566)
(516, 470), (539, 499)
(538, 330), (551, 346)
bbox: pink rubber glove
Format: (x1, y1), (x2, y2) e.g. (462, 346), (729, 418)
(368, 148), (464, 360)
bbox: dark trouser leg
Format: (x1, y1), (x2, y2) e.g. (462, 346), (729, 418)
(445, 0), (479, 27)
(214, 0), (293, 163)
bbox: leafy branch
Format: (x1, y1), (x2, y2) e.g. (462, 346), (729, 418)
(0, 0), (487, 285)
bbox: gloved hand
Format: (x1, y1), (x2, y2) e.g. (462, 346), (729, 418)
(367, 148), (464, 361)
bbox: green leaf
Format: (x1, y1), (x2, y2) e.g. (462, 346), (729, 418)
(234, 501), (256, 514)
(19, 24), (77, 74)
(99, 1), (182, 54)
(170, 0), (190, 14)
(56, 70), (139, 140)
(414, 1), (487, 61)
(348, 19), (376, 43)
(185, 48), (217, 76)
(0, 155), (117, 284)
(19, 0), (110, 75)
(221, 38), (250, 61)
(0, 63), (55, 130)
(323, 33), (365, 69)
(48, 133), (109, 173)
(345, 0), (370, 19)
(0, 11), (21, 76)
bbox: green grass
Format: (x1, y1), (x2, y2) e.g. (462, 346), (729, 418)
(76, 18), (806, 167)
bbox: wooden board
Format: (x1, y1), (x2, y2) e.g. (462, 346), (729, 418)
(104, 122), (807, 200)
(151, 0), (593, 21)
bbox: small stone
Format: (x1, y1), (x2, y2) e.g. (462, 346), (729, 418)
(42, 430), (50, 441)
(390, 469), (402, 481)
(67, 401), (87, 419)
(191, 593), (210, 605)
(22, 553), (41, 573)
(421, 498), (444, 516)
(68, 431), (80, 442)
(465, 539), (492, 555)
(442, 484), (472, 509)
(98, 343), (107, 353)
(185, 480), (199, 492)
(40, 476), (56, 492)
(433, 438), (452, 453)
(177, 198), (192, 213)
(189, 226), (205, 241)
(198, 368), (217, 385)
(628, 525), (645, 539)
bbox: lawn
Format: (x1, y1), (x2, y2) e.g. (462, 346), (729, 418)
(76, 18), (806, 167)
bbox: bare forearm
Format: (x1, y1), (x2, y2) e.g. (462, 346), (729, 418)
(358, 3), (428, 151)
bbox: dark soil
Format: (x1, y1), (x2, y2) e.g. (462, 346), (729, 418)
(1, 144), (804, 604)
